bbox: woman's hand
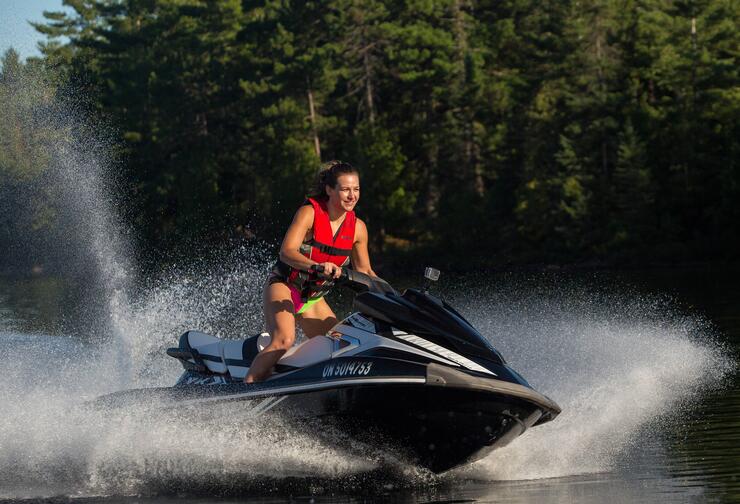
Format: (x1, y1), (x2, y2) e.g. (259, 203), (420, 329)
(318, 262), (342, 279)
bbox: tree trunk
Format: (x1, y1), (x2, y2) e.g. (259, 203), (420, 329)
(452, 0), (483, 196)
(363, 47), (375, 126)
(307, 86), (321, 159)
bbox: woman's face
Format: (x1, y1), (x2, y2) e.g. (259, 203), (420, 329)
(326, 173), (360, 213)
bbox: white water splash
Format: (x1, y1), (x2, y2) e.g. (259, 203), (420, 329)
(0, 335), (374, 498)
(450, 278), (734, 481)
(110, 249), (272, 388)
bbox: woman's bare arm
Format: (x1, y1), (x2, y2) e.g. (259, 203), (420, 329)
(278, 206), (317, 271)
(351, 219), (377, 277)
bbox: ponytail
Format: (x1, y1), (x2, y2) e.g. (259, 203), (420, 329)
(308, 160), (359, 201)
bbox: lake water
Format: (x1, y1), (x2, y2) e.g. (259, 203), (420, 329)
(0, 267), (738, 503)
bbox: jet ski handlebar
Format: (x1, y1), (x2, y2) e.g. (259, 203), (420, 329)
(310, 264), (396, 296)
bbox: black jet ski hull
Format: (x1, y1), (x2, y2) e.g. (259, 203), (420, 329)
(93, 358), (558, 473)
(279, 384), (545, 473)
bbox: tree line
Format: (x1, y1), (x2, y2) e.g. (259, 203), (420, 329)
(2, 0), (739, 272)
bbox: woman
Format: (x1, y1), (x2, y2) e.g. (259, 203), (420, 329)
(245, 161), (376, 383)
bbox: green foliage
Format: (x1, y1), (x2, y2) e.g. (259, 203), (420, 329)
(10, 0), (739, 269)
(349, 123), (412, 238)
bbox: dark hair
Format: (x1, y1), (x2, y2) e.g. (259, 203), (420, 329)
(308, 160), (359, 201)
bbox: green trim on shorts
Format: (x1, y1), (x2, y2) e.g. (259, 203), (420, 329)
(296, 295), (322, 315)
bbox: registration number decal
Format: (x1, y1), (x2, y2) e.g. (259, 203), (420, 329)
(322, 360), (373, 378)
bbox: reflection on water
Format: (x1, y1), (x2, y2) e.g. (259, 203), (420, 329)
(0, 268), (738, 503)
(0, 275), (108, 336)
(0, 276), (65, 333)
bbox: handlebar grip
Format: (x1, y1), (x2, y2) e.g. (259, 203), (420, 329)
(309, 263), (348, 282)
(306, 266), (390, 294)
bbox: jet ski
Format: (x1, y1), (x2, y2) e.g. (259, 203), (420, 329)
(96, 267), (560, 473)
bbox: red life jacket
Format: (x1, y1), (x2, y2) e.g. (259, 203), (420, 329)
(286, 197), (356, 300)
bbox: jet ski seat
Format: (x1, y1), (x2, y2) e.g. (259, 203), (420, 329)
(167, 330), (337, 380)
(167, 330), (270, 379)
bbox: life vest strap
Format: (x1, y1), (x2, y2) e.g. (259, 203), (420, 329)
(306, 239), (352, 257)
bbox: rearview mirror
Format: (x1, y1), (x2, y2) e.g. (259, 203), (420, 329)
(424, 267), (440, 282)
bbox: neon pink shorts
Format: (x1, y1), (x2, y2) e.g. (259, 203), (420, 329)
(288, 285), (322, 315)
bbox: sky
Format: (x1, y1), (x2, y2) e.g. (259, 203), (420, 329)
(0, 0), (68, 60)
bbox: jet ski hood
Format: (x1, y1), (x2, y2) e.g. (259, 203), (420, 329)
(353, 288), (506, 366)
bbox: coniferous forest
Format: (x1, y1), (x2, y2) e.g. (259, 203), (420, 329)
(1, 0), (739, 271)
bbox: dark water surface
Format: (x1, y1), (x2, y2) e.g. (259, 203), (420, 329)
(0, 268), (738, 503)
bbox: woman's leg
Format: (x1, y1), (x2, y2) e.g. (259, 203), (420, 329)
(297, 297), (339, 338)
(244, 281), (296, 383)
